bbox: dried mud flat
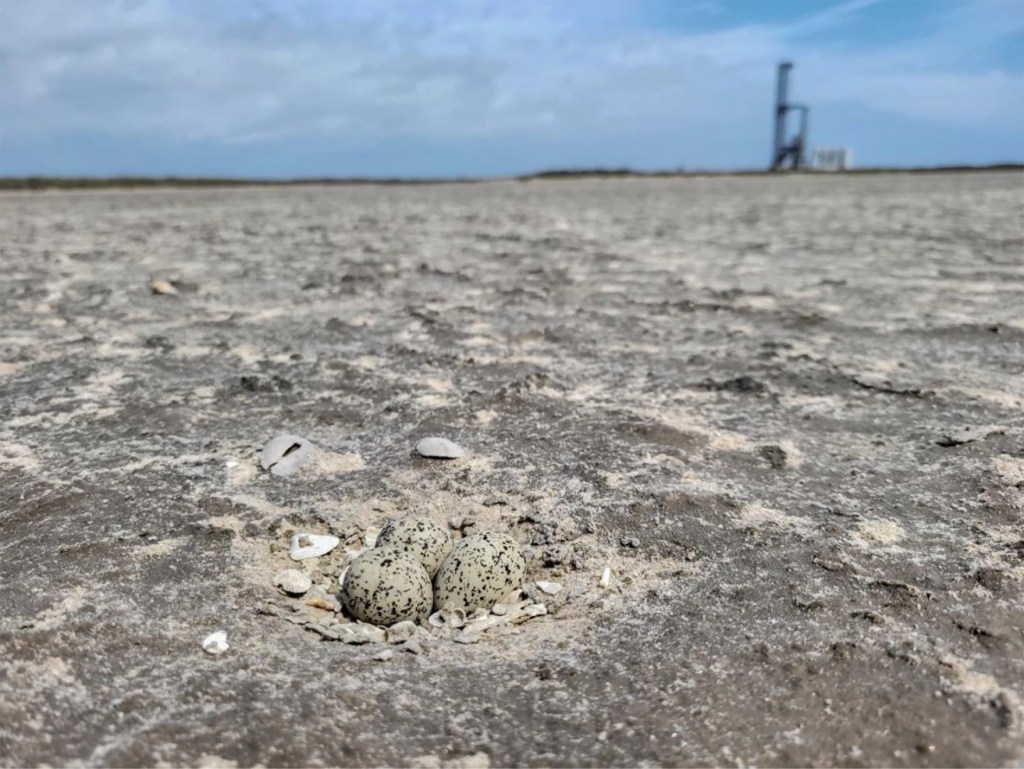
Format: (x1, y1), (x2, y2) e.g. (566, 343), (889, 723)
(1, 172), (1022, 768)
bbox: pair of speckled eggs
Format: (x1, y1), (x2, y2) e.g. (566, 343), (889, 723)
(340, 516), (526, 626)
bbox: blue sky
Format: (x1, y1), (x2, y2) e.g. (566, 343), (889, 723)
(1, 0), (1022, 177)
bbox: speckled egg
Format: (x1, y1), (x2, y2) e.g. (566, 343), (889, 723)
(340, 546), (433, 626)
(376, 515), (452, 577)
(433, 531), (526, 612)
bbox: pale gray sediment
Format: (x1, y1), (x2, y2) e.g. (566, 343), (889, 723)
(0, 172), (1022, 767)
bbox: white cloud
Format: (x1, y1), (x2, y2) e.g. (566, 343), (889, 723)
(0, 0), (1020, 151)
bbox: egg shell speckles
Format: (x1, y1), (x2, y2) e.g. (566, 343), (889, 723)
(340, 546), (433, 626)
(433, 531), (526, 612)
(376, 515), (452, 577)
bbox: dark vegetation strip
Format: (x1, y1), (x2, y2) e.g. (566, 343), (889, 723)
(1, 164), (1021, 191)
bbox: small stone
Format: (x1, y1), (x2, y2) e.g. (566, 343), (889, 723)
(415, 437), (466, 459)
(535, 581), (563, 595)
(372, 649), (396, 662)
(364, 527), (380, 548)
(201, 631), (229, 655)
(273, 568), (312, 596)
(402, 640), (424, 655)
(289, 533), (340, 561)
(336, 623), (387, 645)
(448, 516), (465, 531)
(619, 536), (640, 549)
(454, 631), (481, 644)
(599, 567), (613, 589)
(259, 435), (315, 477)
(491, 603), (509, 616)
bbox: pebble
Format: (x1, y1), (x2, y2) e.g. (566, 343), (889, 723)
(273, 568), (312, 595)
(201, 631), (229, 655)
(415, 437), (466, 459)
(599, 567), (613, 589)
(372, 649), (396, 662)
(536, 581), (563, 595)
(259, 434), (315, 477)
(289, 533), (340, 561)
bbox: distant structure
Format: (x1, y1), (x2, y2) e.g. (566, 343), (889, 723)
(811, 147), (853, 171)
(770, 61), (809, 171)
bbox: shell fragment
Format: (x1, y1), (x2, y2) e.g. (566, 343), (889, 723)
(202, 631), (229, 655)
(415, 437), (465, 459)
(259, 435), (315, 477)
(536, 581), (563, 595)
(289, 533), (340, 561)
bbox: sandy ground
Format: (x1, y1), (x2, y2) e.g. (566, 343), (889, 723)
(1, 171), (1022, 768)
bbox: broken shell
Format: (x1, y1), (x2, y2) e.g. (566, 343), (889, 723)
(289, 533), (340, 561)
(364, 527), (380, 548)
(150, 279), (178, 295)
(433, 531), (526, 612)
(336, 623), (387, 645)
(340, 546), (433, 626)
(599, 567), (612, 589)
(259, 434), (315, 477)
(201, 631), (229, 655)
(415, 437), (465, 459)
(428, 611), (446, 628)
(273, 568), (312, 595)
(454, 631), (481, 644)
(524, 604), (548, 618)
(536, 581), (563, 595)
(491, 602), (509, 616)
(304, 586), (341, 612)
(376, 515), (452, 577)
(386, 620), (418, 644)
(373, 648), (396, 662)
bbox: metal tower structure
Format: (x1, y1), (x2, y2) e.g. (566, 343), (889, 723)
(771, 61), (809, 171)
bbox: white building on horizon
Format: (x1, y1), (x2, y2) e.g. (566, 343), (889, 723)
(811, 147), (854, 171)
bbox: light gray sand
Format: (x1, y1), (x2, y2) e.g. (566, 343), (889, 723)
(1, 171), (1022, 767)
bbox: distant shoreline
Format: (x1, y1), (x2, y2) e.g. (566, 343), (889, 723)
(1, 163), (1021, 191)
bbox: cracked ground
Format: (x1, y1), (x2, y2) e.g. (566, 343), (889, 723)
(1, 171), (1022, 767)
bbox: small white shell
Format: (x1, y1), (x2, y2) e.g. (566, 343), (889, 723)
(536, 581), (563, 595)
(289, 533), (340, 561)
(201, 631), (229, 655)
(364, 527), (380, 548)
(599, 567), (612, 589)
(428, 611), (446, 628)
(273, 568), (312, 595)
(150, 279), (178, 295)
(259, 435), (315, 477)
(491, 602), (509, 616)
(415, 437), (465, 459)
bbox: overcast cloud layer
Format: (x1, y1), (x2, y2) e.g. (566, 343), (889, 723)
(1, 0), (1022, 176)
